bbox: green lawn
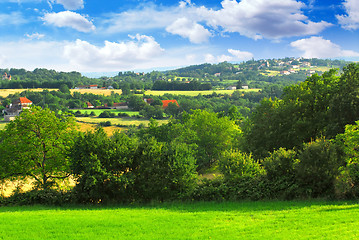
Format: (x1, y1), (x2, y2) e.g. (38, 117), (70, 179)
(0, 201), (358, 239)
(0, 122), (6, 130)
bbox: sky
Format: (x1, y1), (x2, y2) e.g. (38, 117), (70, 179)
(0, 0), (358, 75)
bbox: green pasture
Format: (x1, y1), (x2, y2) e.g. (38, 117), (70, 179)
(144, 89), (260, 96)
(76, 117), (168, 127)
(76, 109), (139, 116)
(0, 201), (359, 239)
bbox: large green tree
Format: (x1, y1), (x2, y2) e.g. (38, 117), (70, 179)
(0, 106), (77, 189)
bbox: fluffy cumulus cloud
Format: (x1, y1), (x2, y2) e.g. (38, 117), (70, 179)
(63, 34), (165, 71)
(337, 0), (359, 30)
(205, 49), (253, 63)
(290, 36), (359, 58)
(166, 18), (211, 43)
(42, 11), (95, 32)
(102, 0), (331, 42)
(197, 0), (332, 39)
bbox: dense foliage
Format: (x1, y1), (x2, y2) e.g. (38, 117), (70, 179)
(2, 61), (359, 205)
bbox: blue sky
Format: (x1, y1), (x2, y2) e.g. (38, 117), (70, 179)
(0, 0), (358, 74)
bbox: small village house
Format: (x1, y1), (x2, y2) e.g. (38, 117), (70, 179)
(3, 97), (33, 121)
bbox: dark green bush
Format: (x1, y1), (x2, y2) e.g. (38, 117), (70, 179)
(295, 138), (344, 198)
(1, 189), (73, 206)
(70, 128), (137, 203)
(133, 138), (197, 202)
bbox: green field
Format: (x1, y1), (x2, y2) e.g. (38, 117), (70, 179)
(0, 122), (6, 130)
(144, 89), (260, 96)
(0, 201), (358, 239)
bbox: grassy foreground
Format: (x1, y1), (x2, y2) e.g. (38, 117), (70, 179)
(0, 201), (358, 239)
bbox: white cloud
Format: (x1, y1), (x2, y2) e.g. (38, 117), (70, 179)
(63, 34), (165, 71)
(337, 0), (359, 30)
(100, 0), (331, 42)
(290, 36), (359, 58)
(166, 17), (211, 43)
(50, 0), (84, 10)
(228, 49), (254, 61)
(42, 11), (95, 32)
(0, 12), (27, 25)
(205, 49), (254, 63)
(25, 33), (45, 40)
(197, 0), (332, 39)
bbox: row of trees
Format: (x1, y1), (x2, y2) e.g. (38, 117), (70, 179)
(2, 63), (359, 204)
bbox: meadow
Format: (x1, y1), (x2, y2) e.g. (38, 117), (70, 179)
(0, 201), (358, 239)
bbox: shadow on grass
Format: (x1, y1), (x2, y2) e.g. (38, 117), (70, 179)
(1, 200), (359, 214)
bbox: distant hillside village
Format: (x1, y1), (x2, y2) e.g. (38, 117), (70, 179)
(0, 58), (350, 91)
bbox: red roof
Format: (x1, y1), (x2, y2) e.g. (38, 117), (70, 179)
(19, 97), (32, 104)
(162, 100), (179, 109)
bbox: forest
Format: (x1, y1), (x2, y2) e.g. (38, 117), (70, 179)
(1, 61), (359, 205)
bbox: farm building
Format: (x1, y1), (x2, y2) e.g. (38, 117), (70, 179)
(3, 97), (33, 121)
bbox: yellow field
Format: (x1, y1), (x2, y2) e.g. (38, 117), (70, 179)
(0, 88), (57, 98)
(261, 70), (280, 76)
(144, 89), (260, 96)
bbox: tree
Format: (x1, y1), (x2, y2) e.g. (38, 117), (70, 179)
(180, 109), (241, 171)
(0, 106), (77, 189)
(70, 128), (138, 203)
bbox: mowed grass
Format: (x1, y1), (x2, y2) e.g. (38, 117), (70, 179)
(144, 89), (260, 96)
(0, 201), (359, 239)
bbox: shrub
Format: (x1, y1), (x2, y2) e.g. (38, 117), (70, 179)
(1, 189), (73, 206)
(219, 150), (264, 183)
(118, 112), (130, 117)
(133, 139), (197, 201)
(261, 148), (300, 199)
(295, 138), (344, 198)
(70, 128), (138, 203)
(99, 110), (115, 118)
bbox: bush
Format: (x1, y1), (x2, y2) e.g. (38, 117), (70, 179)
(99, 110), (116, 118)
(261, 148), (300, 199)
(1, 189), (73, 206)
(70, 128), (138, 203)
(133, 139), (197, 201)
(219, 150), (264, 182)
(99, 121), (112, 127)
(118, 112), (130, 117)
(295, 138), (344, 198)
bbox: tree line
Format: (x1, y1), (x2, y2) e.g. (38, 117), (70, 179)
(1, 63), (359, 205)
